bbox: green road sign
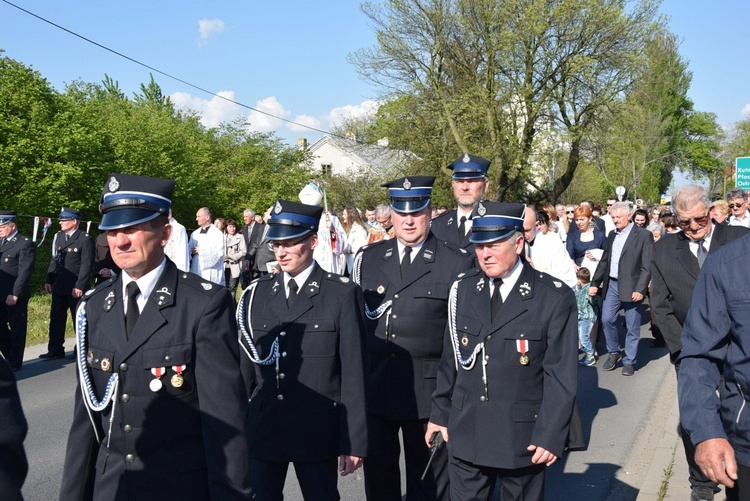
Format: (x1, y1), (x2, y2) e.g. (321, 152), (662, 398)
(737, 157), (750, 190)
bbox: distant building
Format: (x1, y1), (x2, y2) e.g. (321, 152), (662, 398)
(301, 135), (416, 177)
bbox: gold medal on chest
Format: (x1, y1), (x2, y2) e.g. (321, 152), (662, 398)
(520, 354), (529, 365)
(171, 373), (184, 388)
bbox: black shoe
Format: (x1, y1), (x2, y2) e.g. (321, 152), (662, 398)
(690, 485), (715, 501)
(39, 352), (65, 360)
(602, 353), (622, 371)
(622, 364), (634, 376)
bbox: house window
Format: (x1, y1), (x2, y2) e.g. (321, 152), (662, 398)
(321, 163), (332, 176)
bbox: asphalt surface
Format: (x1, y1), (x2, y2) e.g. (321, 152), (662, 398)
(15, 321), (723, 500)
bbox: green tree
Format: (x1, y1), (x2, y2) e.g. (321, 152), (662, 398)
(351, 0), (662, 203)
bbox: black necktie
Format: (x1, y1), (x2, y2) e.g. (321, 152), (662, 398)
(458, 216), (467, 245)
(125, 282), (140, 338)
(697, 239), (708, 269)
(287, 279), (299, 308)
(400, 246), (412, 278)
(491, 279), (503, 321)
(0, 237), (5, 247)
(200, 227), (209, 234)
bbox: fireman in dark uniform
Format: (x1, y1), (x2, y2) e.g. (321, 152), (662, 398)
(238, 199), (367, 500)
(40, 207), (95, 359)
(0, 210), (36, 371)
(354, 176), (473, 500)
(60, 173), (250, 500)
(427, 202), (578, 501)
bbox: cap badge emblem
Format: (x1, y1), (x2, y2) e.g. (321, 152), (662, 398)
(274, 201), (283, 214)
(201, 283), (213, 290)
(463, 153), (471, 163)
(108, 176), (120, 192)
(402, 177), (412, 190)
(477, 203), (486, 216)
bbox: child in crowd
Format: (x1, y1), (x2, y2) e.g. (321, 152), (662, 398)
(575, 268), (599, 367)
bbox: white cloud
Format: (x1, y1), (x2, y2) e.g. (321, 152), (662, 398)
(197, 19), (225, 47)
(245, 97), (292, 133)
(742, 103), (750, 117)
(325, 100), (380, 128)
(287, 114), (322, 132)
(171, 90), (240, 128)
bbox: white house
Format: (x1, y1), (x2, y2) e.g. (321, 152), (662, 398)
(302, 135), (414, 177)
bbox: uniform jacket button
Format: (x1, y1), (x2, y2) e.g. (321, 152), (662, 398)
(126, 454), (135, 463)
(121, 394), (130, 403)
(277, 394), (284, 401)
(164, 355), (171, 362)
(119, 363), (128, 371)
(124, 425), (132, 433)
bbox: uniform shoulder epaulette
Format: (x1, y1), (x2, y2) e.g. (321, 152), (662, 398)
(324, 272), (356, 287)
(534, 271), (570, 294)
(85, 279), (116, 298)
(360, 238), (388, 253)
(178, 272), (224, 295)
(455, 268), (481, 281)
(439, 239), (470, 255)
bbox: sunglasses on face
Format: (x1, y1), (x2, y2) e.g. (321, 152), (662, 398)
(728, 203), (745, 209)
(676, 215), (709, 228)
(566, 210), (575, 214)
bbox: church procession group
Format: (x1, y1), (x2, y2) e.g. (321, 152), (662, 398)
(1, 151), (748, 501)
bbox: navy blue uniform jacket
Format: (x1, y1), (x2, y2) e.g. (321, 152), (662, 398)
(60, 260), (251, 500)
(431, 263), (578, 469)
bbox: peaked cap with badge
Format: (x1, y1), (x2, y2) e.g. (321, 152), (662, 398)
(381, 175), (435, 214)
(265, 199), (323, 241)
(469, 202), (526, 244)
(447, 153), (491, 179)
(99, 173), (175, 230)
(0, 210), (17, 226)
(60, 173), (251, 499)
(58, 207), (81, 221)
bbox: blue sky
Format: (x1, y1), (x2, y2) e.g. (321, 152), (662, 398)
(1, 0), (748, 149)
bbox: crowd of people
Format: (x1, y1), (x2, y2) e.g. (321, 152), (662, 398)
(1, 161), (750, 500)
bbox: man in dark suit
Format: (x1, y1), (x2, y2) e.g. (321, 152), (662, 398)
(430, 153), (491, 254)
(0, 210), (36, 371)
(427, 202), (578, 501)
(651, 184), (748, 501)
(60, 173), (251, 500)
(238, 199), (367, 500)
(240, 209), (262, 286)
(591, 201), (654, 376)
(40, 207), (95, 359)
(354, 176), (473, 500)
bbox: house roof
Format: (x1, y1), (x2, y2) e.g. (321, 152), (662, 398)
(307, 135), (415, 173)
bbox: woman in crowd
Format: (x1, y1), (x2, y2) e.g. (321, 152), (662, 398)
(532, 210), (576, 287)
(710, 199), (730, 225)
(649, 205), (663, 224)
(566, 205), (607, 272)
(646, 222), (665, 243)
(632, 208), (649, 228)
(214, 218), (225, 233)
(659, 213), (681, 235)
(223, 219), (246, 300)
(544, 204), (566, 242)
(340, 206), (369, 276)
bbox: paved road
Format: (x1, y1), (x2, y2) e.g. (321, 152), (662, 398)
(18, 321), (678, 501)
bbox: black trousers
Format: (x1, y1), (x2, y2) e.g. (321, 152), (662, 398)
(363, 415), (449, 501)
(0, 298), (29, 369)
(48, 293), (79, 354)
(250, 457), (339, 501)
(449, 454), (545, 501)
(726, 462), (750, 501)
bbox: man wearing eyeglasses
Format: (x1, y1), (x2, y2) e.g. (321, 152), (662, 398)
(650, 184), (748, 501)
(726, 188), (750, 228)
(238, 199), (368, 500)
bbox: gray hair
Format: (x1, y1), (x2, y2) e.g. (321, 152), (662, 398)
(243, 209), (256, 217)
(609, 201), (631, 215)
(671, 185), (710, 218)
(646, 222), (665, 237)
(727, 187), (747, 202)
(375, 203), (391, 219)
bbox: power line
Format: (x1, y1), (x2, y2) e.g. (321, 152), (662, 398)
(1, 0), (338, 137)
